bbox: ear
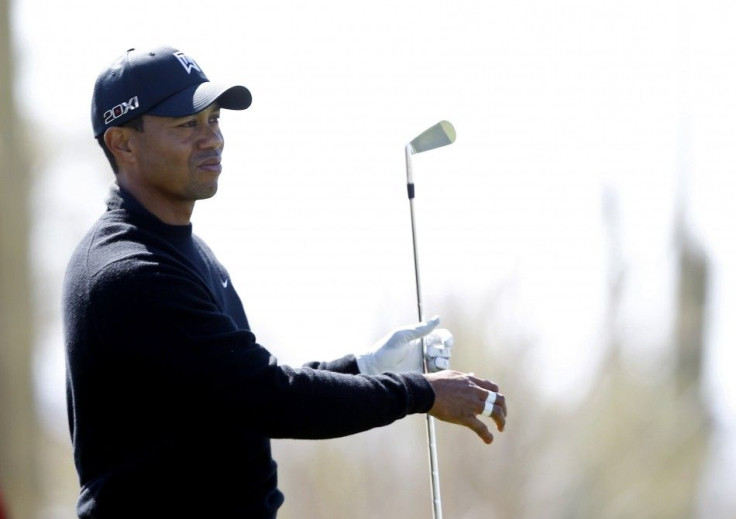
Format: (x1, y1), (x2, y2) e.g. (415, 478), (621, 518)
(104, 127), (136, 169)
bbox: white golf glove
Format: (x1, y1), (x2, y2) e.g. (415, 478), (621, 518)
(356, 316), (453, 375)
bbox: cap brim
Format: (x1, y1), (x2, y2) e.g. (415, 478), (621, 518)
(147, 82), (252, 118)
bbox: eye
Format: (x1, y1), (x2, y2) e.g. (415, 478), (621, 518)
(210, 113), (221, 124)
(178, 119), (197, 128)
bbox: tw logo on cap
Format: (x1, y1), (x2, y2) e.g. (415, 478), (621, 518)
(103, 96), (140, 124)
(174, 51), (202, 74)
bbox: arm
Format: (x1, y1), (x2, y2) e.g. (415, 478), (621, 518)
(302, 355), (360, 374)
(91, 260), (433, 440)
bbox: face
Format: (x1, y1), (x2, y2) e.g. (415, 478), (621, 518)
(125, 103), (225, 207)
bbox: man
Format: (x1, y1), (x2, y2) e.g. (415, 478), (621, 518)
(63, 46), (507, 518)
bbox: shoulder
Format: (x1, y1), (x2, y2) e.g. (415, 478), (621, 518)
(191, 233), (218, 260)
(191, 233), (231, 277)
(66, 213), (171, 295)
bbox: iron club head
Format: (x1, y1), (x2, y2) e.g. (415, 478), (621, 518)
(405, 120), (456, 193)
(408, 120), (456, 154)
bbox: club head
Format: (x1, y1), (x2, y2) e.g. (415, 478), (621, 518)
(408, 121), (456, 154)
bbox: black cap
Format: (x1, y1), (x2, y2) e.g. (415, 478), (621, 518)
(91, 46), (252, 137)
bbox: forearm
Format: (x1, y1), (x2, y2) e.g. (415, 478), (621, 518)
(302, 354), (359, 374)
(251, 365), (435, 439)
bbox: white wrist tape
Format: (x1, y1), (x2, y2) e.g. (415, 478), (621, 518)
(482, 392), (497, 417)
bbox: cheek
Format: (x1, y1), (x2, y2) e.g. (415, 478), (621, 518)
(147, 141), (190, 171)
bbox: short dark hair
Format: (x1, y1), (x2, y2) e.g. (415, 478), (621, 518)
(96, 116), (145, 173)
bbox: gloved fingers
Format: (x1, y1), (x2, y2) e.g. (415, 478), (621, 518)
(369, 316), (437, 351)
(425, 344), (451, 359)
(397, 315), (440, 343)
(424, 329), (453, 358)
(424, 328), (453, 372)
(424, 328), (453, 349)
(428, 356), (451, 371)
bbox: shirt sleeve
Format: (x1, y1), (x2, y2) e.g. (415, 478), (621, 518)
(89, 259), (435, 440)
(302, 354), (360, 374)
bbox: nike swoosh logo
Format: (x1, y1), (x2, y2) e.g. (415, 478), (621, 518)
(221, 278), (229, 288)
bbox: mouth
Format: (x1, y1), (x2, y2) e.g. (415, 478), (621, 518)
(198, 155), (222, 173)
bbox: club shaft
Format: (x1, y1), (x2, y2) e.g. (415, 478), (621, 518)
(407, 153), (443, 519)
(409, 198), (424, 325)
(426, 414), (442, 518)
(404, 123), (455, 519)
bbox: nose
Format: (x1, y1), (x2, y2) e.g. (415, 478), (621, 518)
(198, 123), (224, 150)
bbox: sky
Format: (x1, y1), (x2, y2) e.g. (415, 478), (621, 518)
(11, 0), (736, 512)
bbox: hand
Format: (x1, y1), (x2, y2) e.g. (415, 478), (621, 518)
(425, 370), (507, 444)
(356, 316), (453, 375)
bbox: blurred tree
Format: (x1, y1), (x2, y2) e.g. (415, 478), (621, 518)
(554, 192), (710, 519)
(674, 222), (708, 396)
(0, 0), (39, 517)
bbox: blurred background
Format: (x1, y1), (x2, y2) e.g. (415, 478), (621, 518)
(2, 0), (735, 517)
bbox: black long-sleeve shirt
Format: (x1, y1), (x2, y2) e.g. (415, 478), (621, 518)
(63, 185), (435, 518)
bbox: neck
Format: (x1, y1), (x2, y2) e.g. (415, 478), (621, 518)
(117, 176), (195, 226)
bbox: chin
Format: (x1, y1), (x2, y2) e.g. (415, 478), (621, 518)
(203, 185), (219, 199)
(192, 182), (219, 201)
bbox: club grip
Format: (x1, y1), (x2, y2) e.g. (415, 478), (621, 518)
(407, 183), (415, 199)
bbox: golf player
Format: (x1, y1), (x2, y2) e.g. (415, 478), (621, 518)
(63, 45), (507, 518)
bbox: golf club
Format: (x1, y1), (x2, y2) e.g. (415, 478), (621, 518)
(405, 120), (456, 519)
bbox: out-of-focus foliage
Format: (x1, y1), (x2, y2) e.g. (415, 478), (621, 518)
(0, 1), (37, 517)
